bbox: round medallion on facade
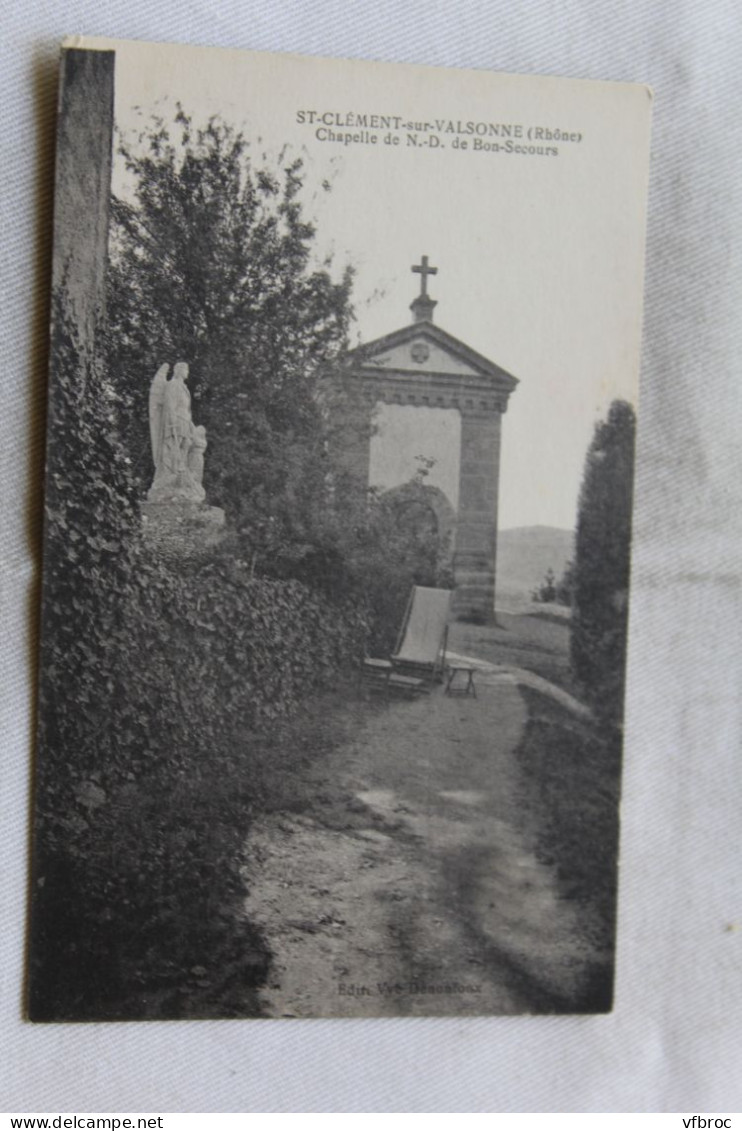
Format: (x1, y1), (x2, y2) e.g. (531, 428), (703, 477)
(410, 341), (430, 363)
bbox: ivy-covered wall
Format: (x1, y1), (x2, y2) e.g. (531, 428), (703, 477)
(32, 543), (365, 1019)
(31, 301), (367, 1019)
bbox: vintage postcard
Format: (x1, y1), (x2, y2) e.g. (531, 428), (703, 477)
(30, 37), (652, 1020)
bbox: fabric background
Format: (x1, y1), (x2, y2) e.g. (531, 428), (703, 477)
(2, 0), (740, 1114)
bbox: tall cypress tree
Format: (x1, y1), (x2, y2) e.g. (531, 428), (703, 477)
(571, 400), (636, 724)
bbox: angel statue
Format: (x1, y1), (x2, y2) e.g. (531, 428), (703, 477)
(146, 361), (206, 504)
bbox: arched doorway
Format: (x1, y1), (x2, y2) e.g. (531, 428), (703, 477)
(383, 482), (456, 587)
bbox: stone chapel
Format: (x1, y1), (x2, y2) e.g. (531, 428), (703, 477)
(343, 257), (518, 623)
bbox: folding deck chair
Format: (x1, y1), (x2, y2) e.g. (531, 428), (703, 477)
(390, 585), (451, 690)
(362, 586), (451, 696)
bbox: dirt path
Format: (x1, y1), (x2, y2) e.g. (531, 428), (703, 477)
(243, 666), (603, 1017)
(446, 649), (593, 719)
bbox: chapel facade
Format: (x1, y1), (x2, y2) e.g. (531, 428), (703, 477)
(342, 257), (518, 623)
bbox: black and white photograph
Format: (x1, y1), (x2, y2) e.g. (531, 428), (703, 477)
(29, 37), (652, 1022)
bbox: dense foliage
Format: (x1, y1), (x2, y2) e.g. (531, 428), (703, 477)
(570, 400), (636, 724)
(356, 477), (454, 655)
(516, 688), (620, 1012)
(532, 562), (574, 607)
(33, 561), (364, 1019)
(31, 301), (365, 1019)
(107, 108), (451, 633)
(108, 111), (354, 566)
(32, 112), (451, 1018)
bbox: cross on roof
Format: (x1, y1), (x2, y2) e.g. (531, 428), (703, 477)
(412, 255), (438, 297)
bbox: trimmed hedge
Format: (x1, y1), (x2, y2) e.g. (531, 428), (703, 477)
(32, 555), (365, 1020)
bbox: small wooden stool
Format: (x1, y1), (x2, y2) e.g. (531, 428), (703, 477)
(445, 665), (477, 698)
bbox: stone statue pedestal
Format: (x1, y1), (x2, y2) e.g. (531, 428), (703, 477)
(146, 474), (206, 505)
(141, 500), (226, 563)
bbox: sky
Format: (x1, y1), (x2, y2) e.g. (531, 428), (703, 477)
(92, 35), (651, 531)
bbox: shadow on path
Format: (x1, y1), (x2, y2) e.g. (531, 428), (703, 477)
(244, 667), (607, 1017)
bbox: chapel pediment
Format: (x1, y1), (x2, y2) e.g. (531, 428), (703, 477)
(356, 330), (479, 377)
(346, 256), (518, 396)
(349, 322), (517, 391)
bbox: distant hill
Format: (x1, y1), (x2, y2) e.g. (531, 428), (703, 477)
(495, 526), (574, 609)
